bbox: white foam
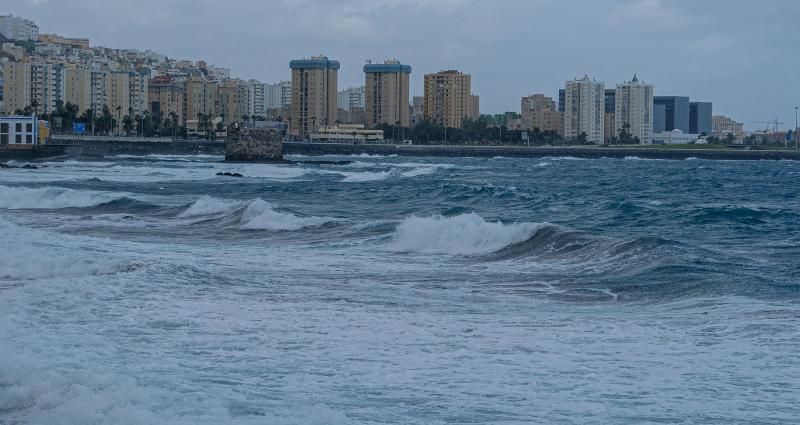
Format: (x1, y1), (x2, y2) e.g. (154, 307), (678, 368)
(232, 164), (309, 179)
(0, 185), (124, 210)
(389, 213), (540, 255)
(0, 218), (118, 280)
(400, 167), (437, 178)
(178, 196), (241, 218)
(240, 199), (334, 231)
(340, 170), (393, 183)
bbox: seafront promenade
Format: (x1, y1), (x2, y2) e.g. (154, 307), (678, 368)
(3, 140), (800, 161)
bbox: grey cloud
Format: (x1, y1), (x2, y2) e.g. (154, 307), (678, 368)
(6, 0), (800, 127)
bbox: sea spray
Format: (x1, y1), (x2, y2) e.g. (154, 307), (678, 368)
(389, 213), (541, 255)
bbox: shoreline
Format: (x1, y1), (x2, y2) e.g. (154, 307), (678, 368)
(284, 142), (800, 161)
(2, 140), (800, 161)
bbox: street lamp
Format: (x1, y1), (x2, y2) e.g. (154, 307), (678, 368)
(795, 106), (798, 151)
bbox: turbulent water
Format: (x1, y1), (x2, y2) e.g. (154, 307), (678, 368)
(0, 154), (798, 424)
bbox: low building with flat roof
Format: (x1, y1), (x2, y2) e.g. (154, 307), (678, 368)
(311, 124), (383, 143)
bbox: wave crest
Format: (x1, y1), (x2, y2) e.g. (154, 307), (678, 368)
(389, 213), (541, 255)
(0, 185), (124, 210)
(240, 199), (335, 231)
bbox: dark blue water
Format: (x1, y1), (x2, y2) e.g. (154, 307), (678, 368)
(0, 154), (798, 424)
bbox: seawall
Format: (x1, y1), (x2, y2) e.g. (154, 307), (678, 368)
(284, 143), (800, 161)
(3, 140), (800, 161)
(0, 140), (225, 160)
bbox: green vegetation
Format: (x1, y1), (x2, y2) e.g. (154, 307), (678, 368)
(624, 144), (731, 150)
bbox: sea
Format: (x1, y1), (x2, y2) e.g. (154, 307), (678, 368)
(0, 154), (798, 424)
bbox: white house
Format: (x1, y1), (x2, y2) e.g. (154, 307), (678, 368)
(0, 116), (39, 147)
(651, 129), (700, 145)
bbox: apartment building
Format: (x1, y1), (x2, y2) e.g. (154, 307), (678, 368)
(184, 78), (218, 125)
(290, 56), (339, 138)
(0, 15), (39, 41)
(364, 60), (411, 128)
(423, 70), (473, 129)
(148, 76), (185, 124)
(615, 74), (654, 144)
(564, 75), (605, 143)
(1, 62), (63, 115)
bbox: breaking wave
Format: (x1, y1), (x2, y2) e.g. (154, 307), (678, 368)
(0, 185), (126, 210)
(340, 170), (393, 183)
(178, 196), (336, 231)
(388, 213), (541, 255)
(240, 199), (335, 230)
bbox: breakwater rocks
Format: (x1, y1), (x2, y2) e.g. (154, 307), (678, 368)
(225, 128), (283, 162)
(283, 143), (800, 161)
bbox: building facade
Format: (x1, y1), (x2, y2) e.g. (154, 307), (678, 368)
(184, 78), (218, 125)
(217, 80), (249, 125)
(0, 15), (39, 41)
(290, 56), (339, 138)
(0, 116), (39, 147)
(653, 96), (690, 133)
(713, 115), (744, 140)
(423, 70), (473, 129)
(1, 62), (64, 115)
(614, 75), (654, 144)
(148, 76), (184, 125)
(337, 86), (365, 111)
(689, 102), (713, 135)
(564, 75), (605, 143)
(364, 61), (411, 128)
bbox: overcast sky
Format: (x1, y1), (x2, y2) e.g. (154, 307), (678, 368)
(6, 0), (800, 129)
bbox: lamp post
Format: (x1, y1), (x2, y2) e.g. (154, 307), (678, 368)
(795, 106), (798, 151)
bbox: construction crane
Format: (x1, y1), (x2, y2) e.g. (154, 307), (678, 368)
(754, 118), (785, 133)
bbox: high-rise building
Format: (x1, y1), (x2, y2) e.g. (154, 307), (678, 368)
(364, 60), (411, 128)
(148, 76), (184, 125)
(470, 95), (480, 120)
(614, 74), (654, 144)
(689, 102), (713, 135)
(1, 62), (30, 114)
(423, 70), (473, 129)
(247, 80), (291, 117)
(290, 56), (339, 138)
(604, 89), (616, 114)
(217, 80), (249, 125)
(564, 75), (605, 143)
(184, 78), (218, 125)
(1, 62), (64, 115)
(89, 70), (113, 115)
(0, 15), (39, 41)
(337, 86), (365, 111)
(64, 68), (92, 115)
(558, 89), (565, 113)
(653, 96), (690, 133)
(411, 96), (425, 127)
(109, 71), (148, 118)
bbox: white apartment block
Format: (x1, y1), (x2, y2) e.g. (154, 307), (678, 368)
(0, 15), (39, 41)
(246, 80), (291, 117)
(615, 74), (654, 144)
(337, 86), (365, 111)
(564, 75), (605, 143)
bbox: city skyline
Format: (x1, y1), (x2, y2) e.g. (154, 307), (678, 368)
(6, 0), (799, 131)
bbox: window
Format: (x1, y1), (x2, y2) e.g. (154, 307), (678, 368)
(26, 123), (33, 132)
(16, 134), (22, 144)
(16, 123), (22, 132)
(27, 135), (33, 144)
(0, 123), (8, 133)
(0, 134), (7, 145)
